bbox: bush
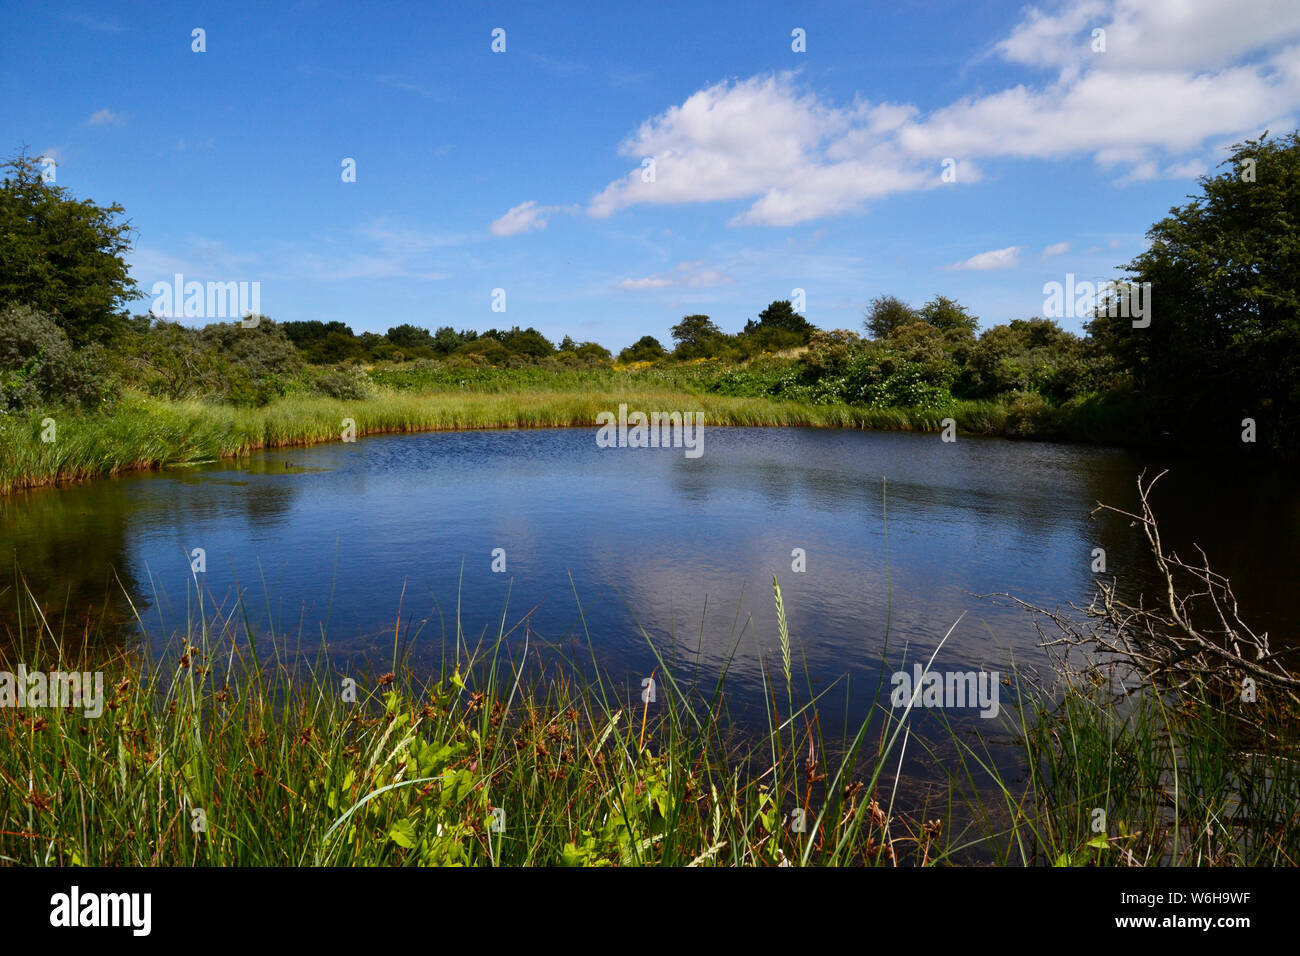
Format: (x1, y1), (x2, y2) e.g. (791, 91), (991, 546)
(453, 337), (513, 366)
(802, 329), (863, 378)
(0, 303), (118, 411)
(198, 317), (302, 406)
(1003, 390), (1060, 438)
(618, 336), (668, 363)
(313, 366), (373, 400)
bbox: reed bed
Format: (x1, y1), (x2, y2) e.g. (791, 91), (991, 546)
(0, 389), (1012, 494)
(0, 573), (970, 867)
(3, 557), (1294, 866)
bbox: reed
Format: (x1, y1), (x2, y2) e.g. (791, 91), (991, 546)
(0, 570), (955, 867)
(0, 388), (1014, 495)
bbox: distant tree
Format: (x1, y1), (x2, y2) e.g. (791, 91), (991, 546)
(618, 335), (668, 363)
(670, 314), (722, 349)
(572, 341), (612, 362)
(386, 323), (435, 350)
(431, 326), (463, 354)
(454, 336), (511, 365)
(559, 334), (578, 352)
(754, 299), (814, 339)
(358, 331), (394, 359)
(501, 326), (555, 357)
(0, 151), (141, 345)
(282, 320), (354, 347)
(864, 295), (918, 339)
(917, 295), (979, 336)
(311, 331), (363, 363)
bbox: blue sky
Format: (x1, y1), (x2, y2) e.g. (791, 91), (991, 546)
(3, 0), (1298, 349)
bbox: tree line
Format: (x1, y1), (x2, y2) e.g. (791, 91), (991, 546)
(3, 131), (1298, 457)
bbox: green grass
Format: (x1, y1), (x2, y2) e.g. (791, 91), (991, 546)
(0, 572), (973, 867)
(1005, 665), (1300, 866)
(3, 557), (1295, 867)
(0, 383), (1014, 495)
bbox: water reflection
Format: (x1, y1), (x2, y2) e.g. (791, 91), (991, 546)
(1, 428), (1295, 738)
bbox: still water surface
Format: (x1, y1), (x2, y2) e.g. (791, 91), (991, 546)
(4, 427), (1297, 738)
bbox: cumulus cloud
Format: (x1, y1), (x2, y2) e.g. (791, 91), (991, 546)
(1043, 241), (1071, 257)
(581, 1), (1300, 226)
(998, 0), (1300, 73)
(946, 246), (1022, 271)
(587, 73), (935, 226)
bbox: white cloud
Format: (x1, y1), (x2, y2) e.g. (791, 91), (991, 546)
(998, 0), (1300, 73)
(946, 246), (1022, 270)
(1043, 241), (1071, 257)
(617, 261), (733, 290)
(617, 276), (674, 290)
(87, 107), (124, 127)
(587, 73), (935, 226)
(490, 200), (576, 237)
(580, 1), (1300, 225)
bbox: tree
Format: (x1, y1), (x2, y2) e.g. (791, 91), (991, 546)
(959, 317), (1087, 400)
(618, 335), (668, 363)
(500, 326), (555, 357)
(754, 299), (814, 339)
(670, 314), (722, 348)
(917, 295), (979, 336)
(431, 326), (463, 354)
(864, 295), (918, 339)
(0, 151), (141, 345)
(1087, 130), (1300, 457)
(571, 341), (612, 363)
(386, 323), (435, 350)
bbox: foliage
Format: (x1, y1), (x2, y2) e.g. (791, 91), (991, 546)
(0, 304), (117, 411)
(1086, 130), (1300, 458)
(117, 317), (301, 406)
(917, 295), (979, 337)
(864, 294), (918, 339)
(313, 365), (373, 400)
(0, 152), (141, 345)
(670, 314), (725, 359)
(748, 299), (814, 341)
(618, 335), (668, 363)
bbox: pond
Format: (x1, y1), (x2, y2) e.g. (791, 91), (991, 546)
(3, 426), (1297, 749)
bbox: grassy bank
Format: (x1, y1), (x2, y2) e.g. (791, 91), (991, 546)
(3, 566), (1296, 866)
(0, 578), (969, 866)
(0, 387), (1013, 495)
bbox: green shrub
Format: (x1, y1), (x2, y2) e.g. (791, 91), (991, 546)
(1003, 390), (1060, 438)
(618, 336), (669, 363)
(0, 303), (118, 411)
(313, 365), (374, 400)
